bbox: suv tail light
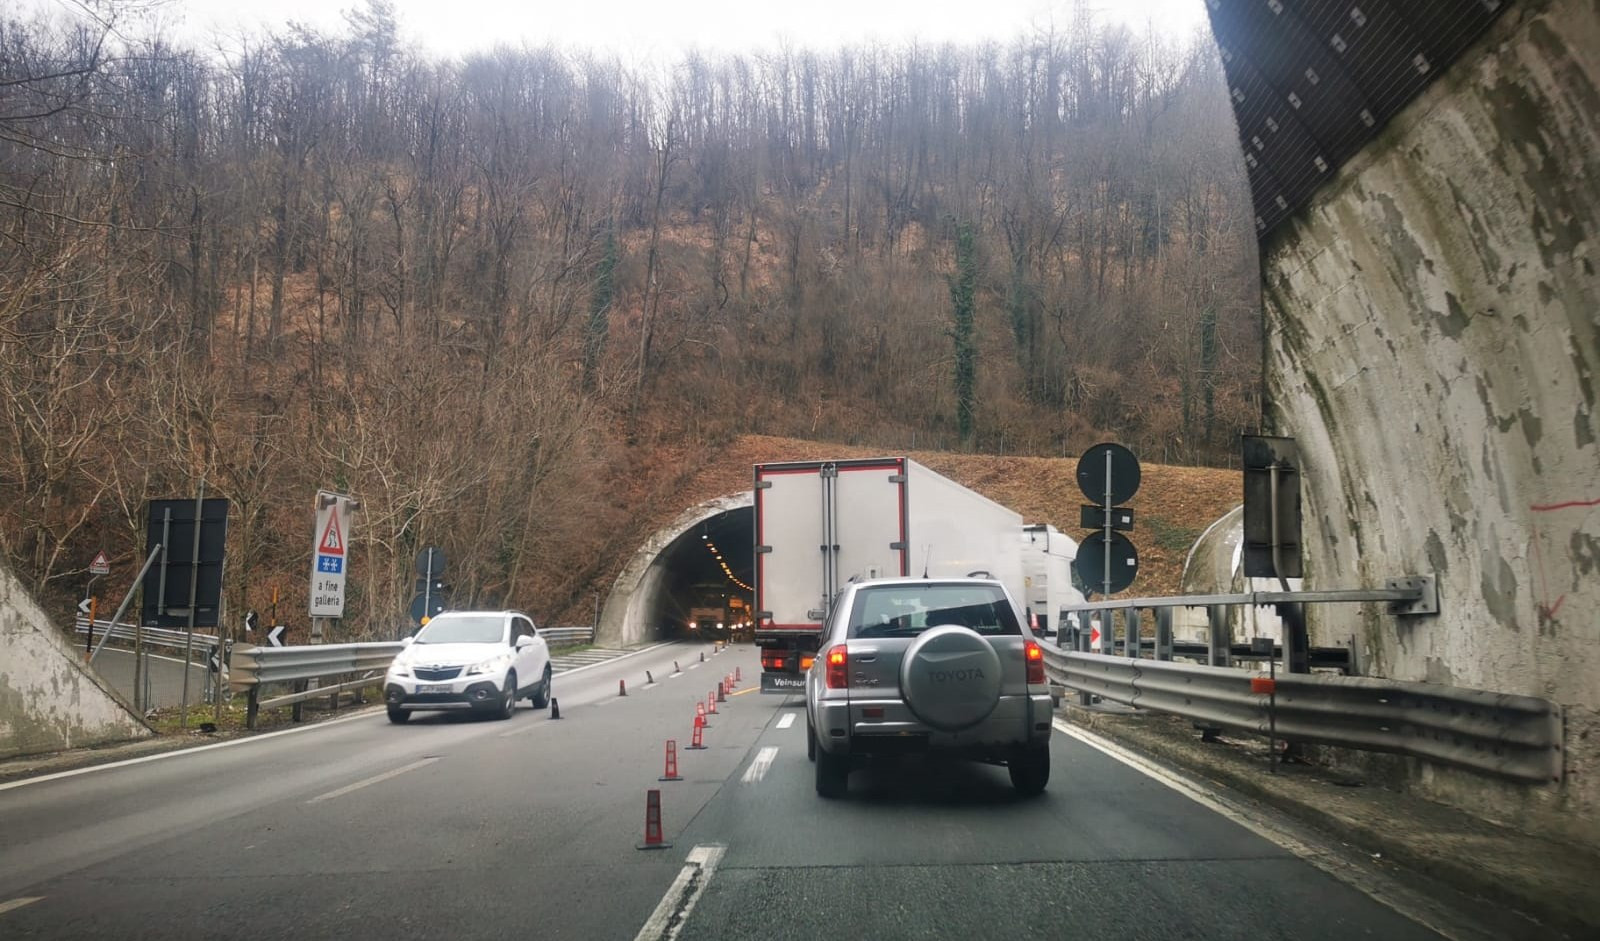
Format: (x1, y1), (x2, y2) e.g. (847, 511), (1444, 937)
(1025, 641), (1045, 685)
(825, 646), (848, 689)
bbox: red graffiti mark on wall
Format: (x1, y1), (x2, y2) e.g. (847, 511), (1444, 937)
(1531, 497), (1600, 512)
(1529, 497), (1598, 626)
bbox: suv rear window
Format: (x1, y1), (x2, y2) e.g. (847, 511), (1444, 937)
(847, 583), (1022, 639)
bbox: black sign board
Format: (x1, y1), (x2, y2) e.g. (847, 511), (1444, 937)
(1242, 435), (1303, 579)
(409, 592), (447, 624)
(141, 498), (229, 628)
(415, 546), (447, 577)
(1080, 505), (1136, 532)
(1074, 532), (1139, 595)
(1076, 442), (1142, 506)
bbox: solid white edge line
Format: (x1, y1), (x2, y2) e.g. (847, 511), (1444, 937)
(306, 756), (440, 804)
(0, 897), (44, 916)
(775, 713), (796, 730)
(740, 746), (779, 784)
(0, 707), (388, 794)
(633, 844), (726, 941)
(1053, 719), (1479, 941)
(0, 642), (687, 794)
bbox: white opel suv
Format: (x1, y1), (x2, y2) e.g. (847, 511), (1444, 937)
(384, 610), (552, 722)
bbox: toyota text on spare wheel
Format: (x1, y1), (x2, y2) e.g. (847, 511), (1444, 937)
(803, 575), (1055, 799)
(900, 625), (1003, 731)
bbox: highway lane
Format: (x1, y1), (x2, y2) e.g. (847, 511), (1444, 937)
(0, 641), (753, 940)
(0, 641), (1480, 940)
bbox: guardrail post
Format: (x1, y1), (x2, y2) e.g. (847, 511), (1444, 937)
(291, 679), (307, 723)
(1279, 601), (1310, 674)
(1126, 608), (1141, 660)
(246, 686), (260, 731)
(1155, 608), (1173, 661)
(1207, 605), (1231, 667)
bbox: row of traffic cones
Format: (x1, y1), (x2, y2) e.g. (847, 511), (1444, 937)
(639, 660), (744, 850)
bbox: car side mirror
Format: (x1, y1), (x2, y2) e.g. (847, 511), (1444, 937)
(401, 636), (415, 647)
(515, 635), (535, 649)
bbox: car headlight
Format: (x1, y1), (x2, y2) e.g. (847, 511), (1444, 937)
(466, 655), (507, 676)
(390, 661), (411, 677)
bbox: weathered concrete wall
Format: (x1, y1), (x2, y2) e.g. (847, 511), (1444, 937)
(1259, 0), (1599, 847)
(598, 493), (752, 649)
(0, 562), (151, 758)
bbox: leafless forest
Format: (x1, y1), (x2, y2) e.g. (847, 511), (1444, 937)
(1, 1), (1258, 630)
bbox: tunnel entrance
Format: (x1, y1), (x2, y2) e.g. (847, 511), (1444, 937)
(597, 493), (755, 649)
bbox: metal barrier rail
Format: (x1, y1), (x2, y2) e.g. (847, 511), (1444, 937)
(1041, 643), (1564, 784)
(542, 626), (593, 647)
(74, 617), (220, 652)
(230, 642), (402, 729)
(230, 642), (401, 688)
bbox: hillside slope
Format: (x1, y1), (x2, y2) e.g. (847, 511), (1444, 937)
(635, 435), (1240, 602)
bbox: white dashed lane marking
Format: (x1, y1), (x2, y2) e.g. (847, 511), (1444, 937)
(741, 746), (779, 784)
(306, 757), (440, 804)
(0, 898), (43, 916)
(776, 713), (797, 730)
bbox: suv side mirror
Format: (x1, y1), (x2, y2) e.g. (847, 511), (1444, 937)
(515, 635), (535, 649)
(401, 636), (415, 647)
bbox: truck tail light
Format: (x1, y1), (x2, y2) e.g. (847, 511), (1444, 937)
(800, 655), (815, 671)
(825, 646), (848, 689)
(1025, 641), (1045, 685)
(761, 651), (785, 671)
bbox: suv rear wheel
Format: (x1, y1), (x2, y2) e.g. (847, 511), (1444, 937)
(815, 743), (848, 798)
(1008, 742), (1050, 796)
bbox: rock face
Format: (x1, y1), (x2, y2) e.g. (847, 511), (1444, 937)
(0, 562), (151, 759)
(1256, 0), (1599, 848)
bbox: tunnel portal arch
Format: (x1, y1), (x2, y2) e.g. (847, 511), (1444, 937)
(597, 492), (755, 649)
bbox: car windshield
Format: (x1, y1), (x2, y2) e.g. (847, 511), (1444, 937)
(847, 584), (1022, 638)
(413, 616), (505, 645)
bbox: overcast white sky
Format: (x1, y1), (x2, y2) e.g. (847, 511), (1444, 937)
(72, 0), (1212, 60)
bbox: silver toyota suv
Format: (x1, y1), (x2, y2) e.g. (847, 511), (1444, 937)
(804, 576), (1053, 798)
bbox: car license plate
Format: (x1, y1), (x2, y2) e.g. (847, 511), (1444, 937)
(418, 683), (452, 694)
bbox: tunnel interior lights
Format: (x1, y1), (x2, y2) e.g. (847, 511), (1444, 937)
(702, 537), (752, 593)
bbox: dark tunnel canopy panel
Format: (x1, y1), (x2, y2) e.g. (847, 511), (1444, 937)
(647, 507), (755, 637)
(1206, 0), (1510, 236)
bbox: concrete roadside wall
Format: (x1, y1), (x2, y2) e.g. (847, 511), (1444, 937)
(0, 562), (151, 758)
(1257, 0), (1599, 848)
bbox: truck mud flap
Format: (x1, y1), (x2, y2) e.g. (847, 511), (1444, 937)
(760, 672), (807, 694)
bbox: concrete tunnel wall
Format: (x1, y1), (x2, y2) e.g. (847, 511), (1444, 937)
(1256, 0), (1599, 846)
(597, 493), (753, 650)
(0, 560), (151, 759)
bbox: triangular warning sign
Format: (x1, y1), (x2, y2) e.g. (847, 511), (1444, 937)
(319, 510), (345, 556)
(91, 551), (109, 568)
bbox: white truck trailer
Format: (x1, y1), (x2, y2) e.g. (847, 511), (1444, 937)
(753, 457), (1026, 693)
(1020, 524), (1085, 639)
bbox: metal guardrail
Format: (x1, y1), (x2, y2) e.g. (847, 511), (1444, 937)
(74, 617), (220, 652)
(542, 626), (594, 647)
(230, 642), (402, 728)
(1042, 642), (1564, 784)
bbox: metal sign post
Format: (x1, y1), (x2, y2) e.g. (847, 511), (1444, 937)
(180, 481), (204, 730)
(1073, 443), (1142, 602)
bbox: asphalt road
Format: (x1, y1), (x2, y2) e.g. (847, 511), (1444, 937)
(0, 641), (1472, 940)
(88, 647), (213, 711)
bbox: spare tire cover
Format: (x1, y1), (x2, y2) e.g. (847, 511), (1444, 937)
(899, 626), (1003, 731)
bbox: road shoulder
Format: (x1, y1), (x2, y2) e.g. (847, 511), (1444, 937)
(1063, 703), (1600, 940)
